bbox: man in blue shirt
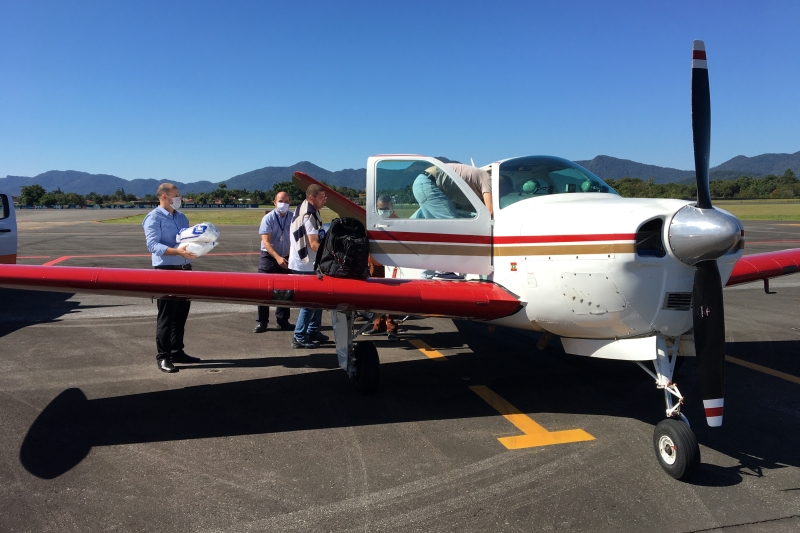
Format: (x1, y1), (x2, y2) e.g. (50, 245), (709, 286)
(254, 191), (294, 332)
(142, 183), (201, 373)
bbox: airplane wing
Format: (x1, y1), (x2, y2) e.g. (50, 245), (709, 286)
(292, 171), (366, 224)
(726, 248), (800, 286)
(0, 264), (523, 320)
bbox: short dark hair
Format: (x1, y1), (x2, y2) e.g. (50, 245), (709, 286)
(156, 183), (176, 197)
(377, 195), (393, 205)
(306, 184), (324, 198)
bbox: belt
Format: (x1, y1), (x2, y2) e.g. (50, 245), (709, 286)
(155, 264), (193, 271)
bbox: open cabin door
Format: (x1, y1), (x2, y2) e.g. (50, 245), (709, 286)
(0, 193), (17, 264)
(366, 156), (493, 275)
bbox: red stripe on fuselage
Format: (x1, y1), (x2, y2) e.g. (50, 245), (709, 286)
(367, 232), (637, 246)
(495, 233), (636, 244)
(367, 231), (492, 245)
(705, 406), (723, 417)
(693, 50), (707, 60)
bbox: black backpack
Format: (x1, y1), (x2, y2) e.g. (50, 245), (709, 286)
(314, 217), (370, 279)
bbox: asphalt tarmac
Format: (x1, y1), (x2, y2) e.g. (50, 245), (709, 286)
(1, 210), (799, 532)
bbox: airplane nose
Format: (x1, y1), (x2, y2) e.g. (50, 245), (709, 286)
(668, 205), (741, 265)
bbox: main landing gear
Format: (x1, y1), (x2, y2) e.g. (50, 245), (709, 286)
(637, 335), (700, 481)
(332, 311), (380, 394)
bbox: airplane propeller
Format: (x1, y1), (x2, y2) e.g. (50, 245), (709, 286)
(690, 40), (726, 427)
(667, 41), (741, 427)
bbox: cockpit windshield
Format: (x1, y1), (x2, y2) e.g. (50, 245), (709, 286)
(498, 156), (617, 209)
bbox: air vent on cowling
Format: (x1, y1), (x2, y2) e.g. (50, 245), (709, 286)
(636, 218), (666, 257)
(663, 292), (692, 310)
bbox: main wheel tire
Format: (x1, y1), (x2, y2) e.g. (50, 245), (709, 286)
(354, 341), (380, 394)
(653, 418), (700, 481)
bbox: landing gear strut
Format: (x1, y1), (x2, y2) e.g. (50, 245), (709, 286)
(637, 335), (700, 480)
(332, 311), (380, 394)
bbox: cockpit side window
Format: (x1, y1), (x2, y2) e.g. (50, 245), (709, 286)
(0, 195), (9, 220)
(498, 156), (617, 209)
(375, 160), (478, 219)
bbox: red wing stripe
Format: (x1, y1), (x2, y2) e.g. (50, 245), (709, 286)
(727, 249), (800, 286)
(692, 50), (707, 60)
(704, 406), (723, 418)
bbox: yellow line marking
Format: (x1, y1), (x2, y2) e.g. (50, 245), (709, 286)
(726, 355), (800, 385)
(409, 339), (448, 360)
(469, 385), (595, 449)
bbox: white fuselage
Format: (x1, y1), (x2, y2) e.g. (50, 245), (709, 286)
(365, 155), (743, 344)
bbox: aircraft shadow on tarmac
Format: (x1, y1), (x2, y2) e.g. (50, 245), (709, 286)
(18, 321), (800, 487)
(1, 289), (82, 338)
(0, 288), (127, 338)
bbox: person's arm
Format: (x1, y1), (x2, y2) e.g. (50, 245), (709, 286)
(144, 215), (196, 259)
(483, 192), (494, 217)
(262, 233), (288, 268)
(165, 247), (197, 259)
(307, 233), (320, 252)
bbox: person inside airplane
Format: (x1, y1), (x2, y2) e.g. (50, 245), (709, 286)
(411, 166), (459, 219)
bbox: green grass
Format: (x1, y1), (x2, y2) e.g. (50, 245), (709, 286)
(101, 201), (800, 224)
(102, 207), (340, 225)
(714, 200), (800, 220)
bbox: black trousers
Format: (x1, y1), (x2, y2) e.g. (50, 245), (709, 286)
(155, 264), (192, 359)
(256, 251), (290, 324)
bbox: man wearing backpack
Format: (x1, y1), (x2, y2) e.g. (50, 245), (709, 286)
(288, 184), (330, 348)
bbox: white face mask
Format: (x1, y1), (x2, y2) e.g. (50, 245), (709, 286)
(276, 202), (290, 214)
(378, 208), (393, 217)
(170, 196), (182, 210)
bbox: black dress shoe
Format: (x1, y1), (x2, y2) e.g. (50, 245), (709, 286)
(253, 323), (268, 333)
(158, 358), (178, 373)
(276, 321), (295, 331)
(171, 352), (201, 363)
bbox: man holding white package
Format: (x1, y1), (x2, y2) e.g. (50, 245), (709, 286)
(142, 183), (202, 373)
(254, 191), (294, 332)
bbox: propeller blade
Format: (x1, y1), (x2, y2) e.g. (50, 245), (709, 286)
(692, 260), (726, 426)
(692, 40), (712, 209)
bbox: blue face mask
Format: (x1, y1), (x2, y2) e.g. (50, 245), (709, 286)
(378, 208), (393, 217)
(276, 202), (290, 214)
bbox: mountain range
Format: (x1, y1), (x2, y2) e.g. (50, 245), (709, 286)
(2, 151), (798, 197)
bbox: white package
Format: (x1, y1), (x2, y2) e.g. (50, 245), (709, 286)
(176, 222), (220, 244)
(178, 241), (218, 257)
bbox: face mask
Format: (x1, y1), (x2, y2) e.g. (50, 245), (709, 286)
(276, 202), (290, 214)
(378, 209), (393, 217)
(170, 196), (182, 210)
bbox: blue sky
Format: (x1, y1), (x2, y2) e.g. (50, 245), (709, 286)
(1, 0), (798, 183)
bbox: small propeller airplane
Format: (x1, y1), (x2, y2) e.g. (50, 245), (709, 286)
(2, 41), (800, 481)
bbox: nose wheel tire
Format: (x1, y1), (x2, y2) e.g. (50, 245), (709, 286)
(653, 418), (700, 481)
(354, 341), (380, 394)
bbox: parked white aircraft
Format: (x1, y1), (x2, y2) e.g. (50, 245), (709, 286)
(2, 41), (797, 481)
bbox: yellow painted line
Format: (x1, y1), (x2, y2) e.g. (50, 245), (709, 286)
(469, 385), (595, 449)
(408, 339), (448, 360)
(726, 355), (800, 385)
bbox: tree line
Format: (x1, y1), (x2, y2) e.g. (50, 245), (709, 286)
(604, 168), (799, 199)
(16, 168), (799, 206)
(17, 181), (363, 207)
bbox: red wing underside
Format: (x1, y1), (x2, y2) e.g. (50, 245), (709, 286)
(726, 248), (800, 286)
(0, 265), (522, 320)
(291, 171), (366, 225)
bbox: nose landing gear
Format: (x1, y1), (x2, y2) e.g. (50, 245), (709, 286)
(653, 418), (700, 480)
(638, 335), (701, 480)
